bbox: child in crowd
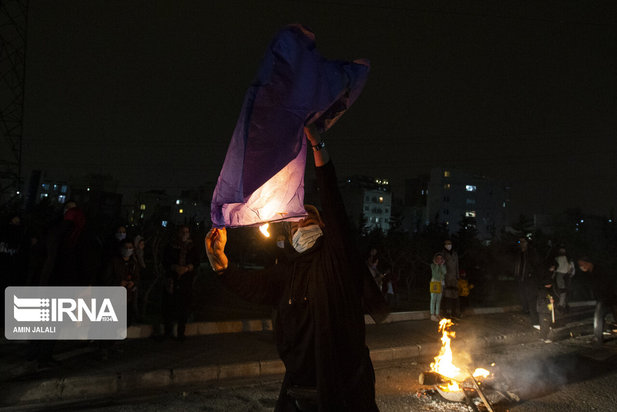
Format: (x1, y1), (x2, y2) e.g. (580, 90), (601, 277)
(430, 253), (446, 321)
(458, 270), (474, 315)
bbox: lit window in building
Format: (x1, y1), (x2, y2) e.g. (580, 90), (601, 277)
(465, 211), (476, 218)
(176, 199), (181, 205)
(444, 183), (451, 190)
(53, 184), (58, 191)
(383, 180), (389, 185)
(161, 220), (168, 227)
(465, 185), (476, 192)
(444, 170), (450, 177)
(179, 209), (184, 214)
(40, 193), (48, 199)
(58, 195), (66, 203)
(376, 218), (379, 223)
(86, 187), (91, 192)
(41, 183), (49, 190)
(140, 204), (146, 210)
(502, 202), (506, 207)
(60, 185), (68, 193)
(421, 190), (425, 195)
(379, 196), (384, 203)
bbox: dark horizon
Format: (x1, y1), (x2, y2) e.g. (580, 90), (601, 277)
(20, 0), (617, 218)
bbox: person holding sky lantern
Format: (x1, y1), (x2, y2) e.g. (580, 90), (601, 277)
(206, 124), (387, 411)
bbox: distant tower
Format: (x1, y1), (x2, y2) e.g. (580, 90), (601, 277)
(0, 0), (28, 207)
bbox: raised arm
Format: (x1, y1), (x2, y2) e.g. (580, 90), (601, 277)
(304, 126), (351, 246)
(305, 124), (329, 167)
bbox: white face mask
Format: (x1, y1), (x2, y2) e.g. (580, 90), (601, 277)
(276, 240), (285, 249)
(445, 244), (452, 251)
(292, 225), (323, 253)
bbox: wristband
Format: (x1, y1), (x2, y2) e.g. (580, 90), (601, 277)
(312, 140), (326, 151)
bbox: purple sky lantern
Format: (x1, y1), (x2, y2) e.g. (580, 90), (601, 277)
(211, 24), (370, 229)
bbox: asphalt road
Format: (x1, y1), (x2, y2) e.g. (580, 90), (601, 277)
(16, 334), (617, 412)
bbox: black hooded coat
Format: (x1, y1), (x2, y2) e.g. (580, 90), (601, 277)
(220, 161), (388, 411)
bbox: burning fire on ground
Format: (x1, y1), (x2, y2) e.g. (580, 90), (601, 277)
(417, 318), (500, 411)
(430, 318), (491, 392)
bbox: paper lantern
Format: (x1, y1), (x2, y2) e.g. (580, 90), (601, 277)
(211, 24), (369, 228)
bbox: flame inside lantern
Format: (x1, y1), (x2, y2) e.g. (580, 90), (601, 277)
(259, 223), (270, 237)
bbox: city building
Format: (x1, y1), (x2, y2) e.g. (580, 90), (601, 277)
(399, 174), (430, 233)
(340, 175), (392, 233)
(425, 168), (510, 239)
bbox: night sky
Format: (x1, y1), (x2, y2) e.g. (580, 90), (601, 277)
(22, 0), (617, 218)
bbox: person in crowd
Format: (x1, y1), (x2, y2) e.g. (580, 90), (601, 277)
(104, 225), (128, 259)
(134, 235), (147, 269)
(430, 252), (446, 321)
(39, 204), (87, 286)
(0, 214), (26, 288)
(163, 225), (200, 341)
(551, 244), (575, 313)
(206, 125), (388, 411)
(273, 233), (295, 265)
(577, 256), (617, 346)
(536, 267), (558, 342)
(30, 204), (87, 367)
(366, 247), (383, 290)
(457, 269), (474, 314)
(442, 239), (460, 318)
(104, 239), (140, 325)
(0, 214), (26, 328)
(381, 268), (398, 309)
(514, 237), (541, 329)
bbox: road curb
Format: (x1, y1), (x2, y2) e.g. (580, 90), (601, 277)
(0, 329), (548, 408)
(1, 303), (597, 407)
(127, 303), (577, 339)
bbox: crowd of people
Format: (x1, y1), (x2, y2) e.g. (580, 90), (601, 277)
(0, 202), (203, 362)
(364, 236), (616, 346)
(513, 237), (617, 344)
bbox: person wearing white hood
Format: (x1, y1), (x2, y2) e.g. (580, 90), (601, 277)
(206, 125), (388, 412)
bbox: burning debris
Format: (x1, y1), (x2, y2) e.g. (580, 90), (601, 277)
(417, 319), (519, 411)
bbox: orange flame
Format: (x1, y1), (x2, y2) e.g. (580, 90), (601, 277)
(429, 319), (492, 393)
(259, 223), (270, 237)
(430, 319), (462, 381)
